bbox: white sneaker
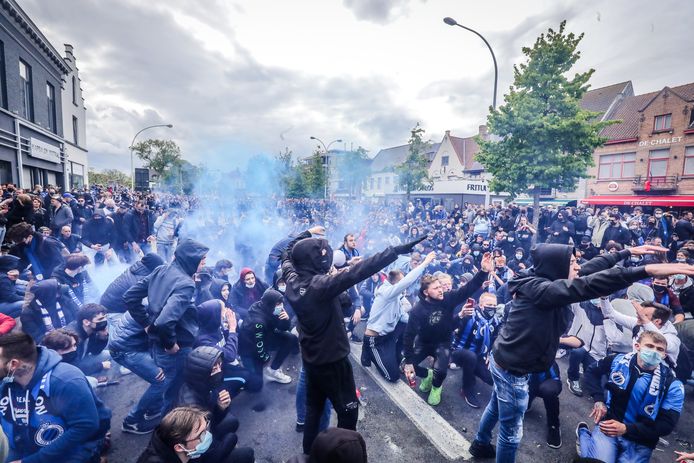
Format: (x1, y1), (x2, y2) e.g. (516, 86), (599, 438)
(264, 367), (292, 384)
(449, 363), (460, 370)
(555, 349), (567, 359)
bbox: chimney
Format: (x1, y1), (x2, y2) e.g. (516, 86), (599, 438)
(64, 43), (74, 57)
(478, 125), (488, 139)
(445, 130), (450, 137)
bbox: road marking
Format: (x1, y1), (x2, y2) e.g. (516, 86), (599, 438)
(350, 343), (472, 461)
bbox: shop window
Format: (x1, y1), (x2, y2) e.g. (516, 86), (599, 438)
(19, 60), (33, 121)
(654, 114), (672, 132)
(46, 83), (57, 133)
(648, 149), (669, 178)
(684, 146), (694, 176)
(597, 152), (636, 179)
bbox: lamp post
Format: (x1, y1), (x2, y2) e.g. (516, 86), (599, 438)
(129, 123), (173, 190)
(443, 17), (498, 110)
(309, 136), (343, 199)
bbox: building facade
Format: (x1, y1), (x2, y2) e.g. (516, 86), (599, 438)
(0, 0), (87, 190)
(583, 81), (694, 209)
(61, 43), (88, 188)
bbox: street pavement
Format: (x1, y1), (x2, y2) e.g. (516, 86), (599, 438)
(102, 324), (694, 462)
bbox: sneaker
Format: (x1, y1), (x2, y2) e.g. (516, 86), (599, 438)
(547, 425), (562, 449)
(143, 411), (161, 421)
(360, 346), (372, 367)
(461, 389), (481, 409)
(427, 385), (442, 406)
(119, 366), (132, 376)
(575, 422), (589, 455)
(122, 418), (157, 435)
(295, 422), (304, 433)
(469, 439), (496, 458)
(263, 367), (292, 384)
(419, 369), (434, 393)
(566, 378), (583, 397)
(449, 362), (460, 370)
(555, 348), (567, 359)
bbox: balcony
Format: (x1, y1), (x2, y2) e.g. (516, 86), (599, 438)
(632, 175), (678, 194)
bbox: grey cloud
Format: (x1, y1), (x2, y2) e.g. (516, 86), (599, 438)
(342, 0), (423, 24)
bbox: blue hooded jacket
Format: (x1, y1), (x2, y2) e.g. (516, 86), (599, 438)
(0, 347), (111, 463)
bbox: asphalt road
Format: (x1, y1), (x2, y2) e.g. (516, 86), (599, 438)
(101, 325), (694, 463)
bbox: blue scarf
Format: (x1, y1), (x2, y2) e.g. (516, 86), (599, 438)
(26, 239), (45, 280)
(608, 352), (666, 420)
(457, 311), (503, 355)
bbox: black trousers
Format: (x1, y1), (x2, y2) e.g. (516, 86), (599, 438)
(409, 342), (450, 388)
(363, 322), (406, 382)
(303, 357), (359, 454)
(528, 378), (562, 428)
(450, 349), (493, 391)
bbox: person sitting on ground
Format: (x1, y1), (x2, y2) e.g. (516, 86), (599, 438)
(51, 253), (93, 304)
(229, 268), (269, 321)
(403, 253), (493, 407)
(0, 255), (25, 318)
(238, 289), (297, 386)
(58, 225), (82, 254)
(577, 331), (684, 463)
(66, 303), (113, 380)
(450, 292), (503, 409)
(195, 299), (261, 396)
(99, 253), (164, 319)
(6, 222), (65, 281)
(0, 332), (111, 462)
(175, 346), (255, 463)
(20, 278), (81, 343)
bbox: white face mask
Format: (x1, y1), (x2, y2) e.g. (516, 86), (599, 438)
(278, 284), (286, 293)
(245, 282), (255, 289)
(515, 253), (523, 260)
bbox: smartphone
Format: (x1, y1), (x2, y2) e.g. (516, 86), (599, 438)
(467, 298), (475, 306)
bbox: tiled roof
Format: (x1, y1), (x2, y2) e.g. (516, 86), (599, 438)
(449, 135), (482, 171)
(581, 81), (632, 114)
(369, 143), (440, 173)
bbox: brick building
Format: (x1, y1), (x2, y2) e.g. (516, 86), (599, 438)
(583, 81), (694, 209)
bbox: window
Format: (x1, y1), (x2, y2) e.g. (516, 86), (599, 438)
(385, 176), (390, 185)
(46, 83), (56, 133)
(0, 41), (7, 109)
(72, 76), (77, 105)
(369, 178), (374, 190)
(648, 149), (669, 178)
(684, 146), (694, 176)
(19, 60), (33, 121)
(70, 162), (84, 188)
(377, 177), (382, 189)
(654, 114), (672, 132)
(441, 155), (449, 167)
(72, 116), (78, 144)
(598, 152), (636, 179)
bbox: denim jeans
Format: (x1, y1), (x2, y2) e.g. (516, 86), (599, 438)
(567, 347), (596, 381)
(475, 354), (529, 463)
(111, 350), (166, 422)
(151, 345), (192, 415)
(578, 425), (653, 462)
(0, 300), (22, 318)
(295, 367), (331, 430)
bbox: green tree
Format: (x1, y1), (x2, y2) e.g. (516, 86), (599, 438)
(131, 139), (182, 180)
(476, 21), (614, 240)
(302, 151), (327, 198)
(335, 146), (370, 198)
(87, 168), (131, 186)
(396, 123), (432, 202)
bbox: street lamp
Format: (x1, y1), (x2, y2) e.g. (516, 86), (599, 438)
(130, 123), (173, 190)
(309, 136), (343, 198)
(443, 16), (498, 110)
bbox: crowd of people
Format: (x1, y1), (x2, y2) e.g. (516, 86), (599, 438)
(0, 180), (694, 463)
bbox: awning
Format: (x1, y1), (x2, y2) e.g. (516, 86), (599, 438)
(581, 195), (694, 207)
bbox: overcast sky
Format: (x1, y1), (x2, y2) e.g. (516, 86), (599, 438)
(22, 0), (694, 172)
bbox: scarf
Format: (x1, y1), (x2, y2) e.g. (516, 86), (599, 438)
(457, 311), (503, 355)
(36, 298), (66, 333)
(608, 352), (666, 420)
(26, 239), (44, 280)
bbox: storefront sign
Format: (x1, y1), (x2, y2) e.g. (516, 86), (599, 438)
(638, 136), (683, 147)
(466, 183), (488, 192)
(29, 138), (61, 163)
(608, 182), (619, 192)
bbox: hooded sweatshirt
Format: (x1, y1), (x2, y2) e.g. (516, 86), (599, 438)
(493, 245), (648, 374)
(0, 347), (111, 463)
(286, 427), (368, 463)
(125, 239), (209, 349)
(238, 289), (288, 362)
(100, 253), (164, 314)
(282, 231), (400, 365)
(195, 299), (239, 365)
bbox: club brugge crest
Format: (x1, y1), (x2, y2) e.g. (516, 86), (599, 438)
(644, 404), (655, 416)
(610, 371), (626, 386)
(35, 422), (64, 446)
(299, 288), (306, 296)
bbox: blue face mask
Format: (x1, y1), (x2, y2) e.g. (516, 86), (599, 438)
(184, 430), (212, 459)
(273, 305), (283, 316)
(638, 348), (662, 368)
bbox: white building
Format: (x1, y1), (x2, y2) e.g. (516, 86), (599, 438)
(61, 44), (88, 188)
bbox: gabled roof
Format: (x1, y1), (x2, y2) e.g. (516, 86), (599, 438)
(370, 143), (439, 173)
(449, 135), (482, 171)
(581, 81), (632, 115)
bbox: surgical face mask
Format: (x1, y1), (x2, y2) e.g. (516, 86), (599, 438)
(0, 362), (15, 384)
(590, 298), (601, 306)
(184, 430), (213, 459)
(277, 284), (286, 293)
(507, 237), (514, 242)
(273, 305), (283, 316)
(245, 282), (255, 289)
(630, 256), (641, 263)
(93, 320), (107, 332)
(652, 284), (667, 293)
(638, 348), (662, 368)
(677, 258), (686, 263)
(472, 251), (480, 256)
(515, 253), (523, 260)
(481, 306), (496, 318)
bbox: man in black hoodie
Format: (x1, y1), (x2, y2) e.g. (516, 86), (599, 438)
(470, 243), (694, 462)
(125, 238), (209, 416)
(281, 227), (425, 454)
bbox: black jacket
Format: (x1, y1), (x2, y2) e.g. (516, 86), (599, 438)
(493, 246), (648, 375)
(100, 254), (164, 314)
(10, 232), (65, 280)
(81, 216), (115, 247)
(20, 279), (80, 343)
(601, 223), (631, 248)
(125, 240), (208, 349)
(66, 319), (109, 376)
(282, 231), (399, 365)
(123, 209), (155, 244)
(238, 289), (289, 362)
